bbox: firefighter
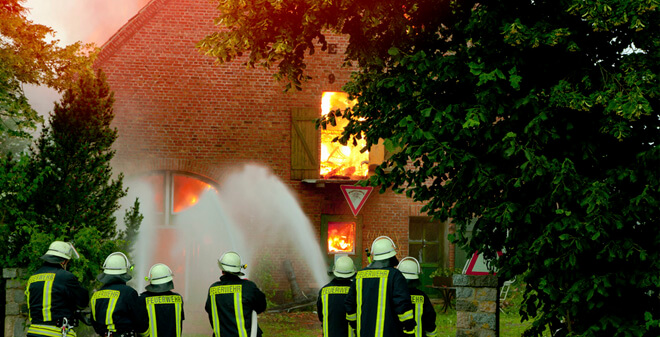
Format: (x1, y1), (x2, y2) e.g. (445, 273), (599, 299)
(205, 251), (267, 337)
(345, 236), (416, 337)
(397, 257), (437, 337)
(90, 252), (149, 337)
(139, 263), (185, 337)
(317, 255), (357, 337)
(26, 241), (89, 337)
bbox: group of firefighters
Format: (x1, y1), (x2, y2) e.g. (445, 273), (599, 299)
(25, 236), (437, 337)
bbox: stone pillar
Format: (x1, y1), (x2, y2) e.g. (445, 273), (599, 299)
(3, 268), (27, 337)
(453, 274), (499, 337)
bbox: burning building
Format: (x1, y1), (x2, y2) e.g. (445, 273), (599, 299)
(96, 0), (463, 326)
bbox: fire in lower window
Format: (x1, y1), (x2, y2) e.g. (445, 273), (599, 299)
(321, 92), (369, 180)
(328, 221), (356, 254)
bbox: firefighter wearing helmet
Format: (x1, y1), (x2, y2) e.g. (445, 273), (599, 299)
(205, 251), (267, 337)
(90, 252), (149, 337)
(139, 263), (185, 337)
(345, 236), (416, 336)
(26, 241), (89, 337)
(397, 257), (438, 337)
(317, 255), (357, 337)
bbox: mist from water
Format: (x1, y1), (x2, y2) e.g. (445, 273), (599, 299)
(217, 164), (330, 287)
(119, 163), (330, 332)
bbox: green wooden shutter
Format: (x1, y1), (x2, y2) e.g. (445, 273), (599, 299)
(291, 108), (319, 180)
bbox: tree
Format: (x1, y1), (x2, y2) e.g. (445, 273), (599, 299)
(200, 0), (660, 335)
(1, 69), (141, 289)
(0, 0), (92, 153)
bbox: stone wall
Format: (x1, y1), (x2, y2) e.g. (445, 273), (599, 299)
(453, 274), (499, 337)
(3, 268), (27, 337)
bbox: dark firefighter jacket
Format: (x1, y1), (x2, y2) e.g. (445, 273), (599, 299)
(139, 290), (185, 337)
(90, 277), (149, 336)
(345, 261), (416, 337)
(401, 286), (437, 337)
(25, 263), (89, 337)
(205, 273), (267, 337)
(317, 277), (355, 337)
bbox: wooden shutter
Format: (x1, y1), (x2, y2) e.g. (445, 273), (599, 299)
(369, 139), (386, 166)
(291, 108), (320, 180)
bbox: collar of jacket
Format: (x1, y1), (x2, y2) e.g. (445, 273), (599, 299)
(220, 273), (243, 281)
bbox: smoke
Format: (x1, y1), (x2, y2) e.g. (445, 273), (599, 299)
(22, 0), (151, 118)
(24, 0), (151, 47)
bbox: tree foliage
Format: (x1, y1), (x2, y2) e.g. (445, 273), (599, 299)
(0, 70), (141, 289)
(202, 0), (659, 335)
(0, 0), (93, 151)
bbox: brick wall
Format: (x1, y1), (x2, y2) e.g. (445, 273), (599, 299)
(96, 0), (447, 292)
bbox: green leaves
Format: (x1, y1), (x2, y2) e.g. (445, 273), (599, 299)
(1, 70), (141, 290)
(203, 0), (660, 334)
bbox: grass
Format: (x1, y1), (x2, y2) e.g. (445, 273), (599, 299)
(183, 310), (547, 337)
(434, 306), (549, 337)
(181, 284), (552, 337)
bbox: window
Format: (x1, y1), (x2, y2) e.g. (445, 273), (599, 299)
(321, 214), (362, 266)
(327, 221), (356, 254)
(291, 92), (385, 180)
(409, 217), (445, 265)
(140, 171), (216, 221)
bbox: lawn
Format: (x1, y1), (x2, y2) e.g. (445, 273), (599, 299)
(182, 283), (552, 337)
(183, 308), (549, 337)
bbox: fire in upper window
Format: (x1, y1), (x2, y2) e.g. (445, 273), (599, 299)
(328, 221), (356, 254)
(321, 92), (369, 180)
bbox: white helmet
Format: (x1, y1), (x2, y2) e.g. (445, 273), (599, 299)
(398, 257), (421, 280)
(218, 251), (246, 275)
(333, 256), (356, 278)
(43, 241), (79, 260)
(147, 263), (173, 285)
(103, 252), (132, 275)
(371, 236), (397, 261)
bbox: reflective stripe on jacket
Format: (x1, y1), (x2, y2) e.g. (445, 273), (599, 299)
(205, 273), (267, 337)
(317, 278), (355, 337)
(139, 291), (185, 337)
(90, 280), (150, 337)
(27, 324), (77, 337)
(25, 263), (89, 328)
(345, 266), (415, 337)
(404, 288), (437, 337)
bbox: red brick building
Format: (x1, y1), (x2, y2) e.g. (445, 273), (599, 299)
(96, 0), (460, 313)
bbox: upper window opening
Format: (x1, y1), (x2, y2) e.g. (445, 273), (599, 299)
(321, 92), (369, 180)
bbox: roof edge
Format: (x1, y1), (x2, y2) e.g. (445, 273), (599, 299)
(96, 0), (173, 64)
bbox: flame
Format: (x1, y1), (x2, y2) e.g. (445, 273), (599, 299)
(321, 92), (369, 180)
(173, 175), (213, 213)
(328, 222), (356, 254)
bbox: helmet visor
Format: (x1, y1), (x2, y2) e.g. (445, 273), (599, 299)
(68, 242), (80, 259)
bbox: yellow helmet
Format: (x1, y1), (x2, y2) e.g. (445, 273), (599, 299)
(218, 251), (246, 275)
(333, 256), (356, 278)
(371, 236), (397, 261)
(398, 257), (421, 280)
(147, 263), (173, 285)
(42, 241), (79, 261)
(103, 252), (132, 275)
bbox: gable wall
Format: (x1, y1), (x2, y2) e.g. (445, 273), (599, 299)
(97, 0), (428, 294)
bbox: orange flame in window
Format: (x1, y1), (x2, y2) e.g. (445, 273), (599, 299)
(328, 222), (356, 254)
(321, 92), (369, 180)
